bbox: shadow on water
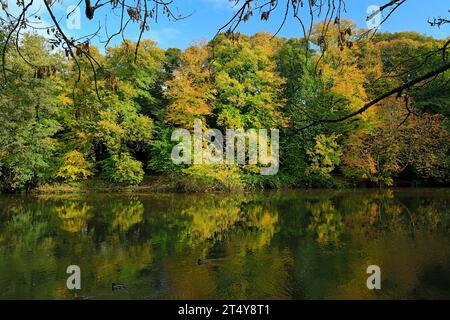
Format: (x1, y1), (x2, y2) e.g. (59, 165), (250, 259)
(0, 188), (448, 299)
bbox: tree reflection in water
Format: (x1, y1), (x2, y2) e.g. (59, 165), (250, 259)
(0, 189), (448, 299)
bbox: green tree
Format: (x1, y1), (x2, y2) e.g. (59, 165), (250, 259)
(0, 34), (63, 191)
(306, 134), (343, 183)
(59, 40), (165, 185)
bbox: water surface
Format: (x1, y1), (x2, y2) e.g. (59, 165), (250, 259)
(0, 189), (449, 299)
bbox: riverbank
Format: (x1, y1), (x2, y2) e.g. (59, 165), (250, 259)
(34, 177), (180, 194)
(30, 175), (448, 195)
(33, 175), (350, 194)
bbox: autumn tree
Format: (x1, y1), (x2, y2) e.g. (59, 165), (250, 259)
(342, 98), (449, 186)
(164, 43), (212, 127)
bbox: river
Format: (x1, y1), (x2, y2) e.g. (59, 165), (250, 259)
(0, 188), (448, 299)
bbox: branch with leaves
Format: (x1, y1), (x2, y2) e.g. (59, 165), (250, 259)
(1, 0), (186, 86)
(300, 60), (450, 130)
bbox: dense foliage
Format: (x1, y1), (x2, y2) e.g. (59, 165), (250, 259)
(0, 22), (449, 192)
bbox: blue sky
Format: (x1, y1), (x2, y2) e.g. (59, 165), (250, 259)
(6, 0), (450, 49)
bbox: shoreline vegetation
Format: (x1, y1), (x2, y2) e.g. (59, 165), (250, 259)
(1, 20), (449, 194)
(33, 176), (447, 195)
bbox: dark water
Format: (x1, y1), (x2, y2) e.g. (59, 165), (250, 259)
(0, 189), (448, 300)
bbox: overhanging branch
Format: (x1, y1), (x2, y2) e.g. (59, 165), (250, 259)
(301, 60), (450, 130)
